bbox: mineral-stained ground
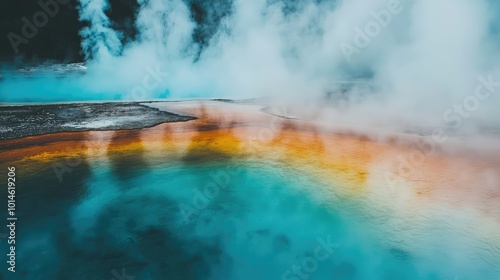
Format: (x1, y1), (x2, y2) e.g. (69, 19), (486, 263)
(0, 102), (196, 140)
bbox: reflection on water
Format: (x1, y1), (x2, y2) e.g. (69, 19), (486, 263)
(1, 117), (500, 280)
(108, 130), (150, 185)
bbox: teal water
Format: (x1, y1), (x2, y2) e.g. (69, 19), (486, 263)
(1, 156), (499, 279)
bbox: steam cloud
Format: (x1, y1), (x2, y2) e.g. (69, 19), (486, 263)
(1, 0), (500, 130)
(78, 0), (123, 60)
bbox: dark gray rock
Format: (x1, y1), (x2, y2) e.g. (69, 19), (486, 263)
(0, 102), (196, 140)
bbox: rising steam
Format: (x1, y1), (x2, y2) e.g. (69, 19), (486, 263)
(1, 0), (500, 130)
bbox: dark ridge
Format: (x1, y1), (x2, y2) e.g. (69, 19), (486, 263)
(0, 0), (84, 64)
(0, 0), (233, 64)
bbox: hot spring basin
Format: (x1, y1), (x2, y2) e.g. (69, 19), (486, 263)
(2, 101), (500, 279)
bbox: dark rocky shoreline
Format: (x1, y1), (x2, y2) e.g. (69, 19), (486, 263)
(0, 102), (196, 140)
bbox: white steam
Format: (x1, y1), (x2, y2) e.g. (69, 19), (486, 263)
(78, 0), (123, 60)
(1, 0), (499, 131)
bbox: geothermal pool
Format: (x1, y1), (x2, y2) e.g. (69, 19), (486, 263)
(1, 101), (500, 280)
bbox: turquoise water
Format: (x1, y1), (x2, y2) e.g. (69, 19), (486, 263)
(1, 156), (499, 279)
